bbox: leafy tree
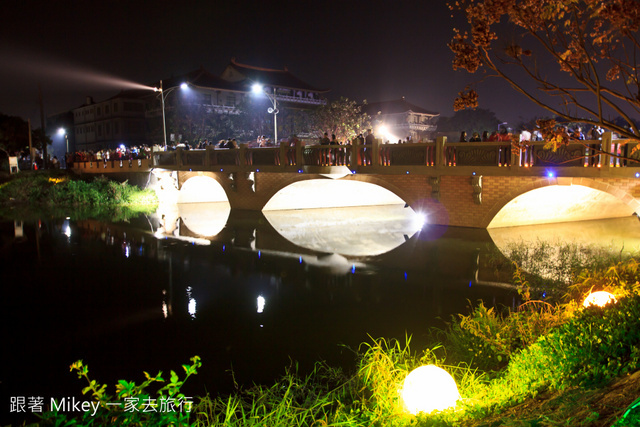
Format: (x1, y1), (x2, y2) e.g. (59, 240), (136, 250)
(448, 0), (640, 142)
(437, 108), (502, 135)
(308, 97), (371, 142)
(0, 113), (51, 155)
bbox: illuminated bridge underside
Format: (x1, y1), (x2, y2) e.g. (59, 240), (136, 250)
(263, 180), (404, 210)
(489, 185), (636, 228)
(157, 170), (640, 229)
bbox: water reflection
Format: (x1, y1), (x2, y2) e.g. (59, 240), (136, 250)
(489, 216), (640, 256)
(264, 204), (423, 256)
(9, 208), (640, 423)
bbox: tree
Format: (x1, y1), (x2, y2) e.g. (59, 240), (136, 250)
(448, 0), (640, 144)
(0, 113), (51, 155)
(308, 97), (371, 142)
(437, 108), (502, 135)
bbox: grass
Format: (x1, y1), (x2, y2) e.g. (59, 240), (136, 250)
(29, 242), (640, 426)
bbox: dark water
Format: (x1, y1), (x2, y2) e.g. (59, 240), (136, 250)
(0, 205), (520, 424)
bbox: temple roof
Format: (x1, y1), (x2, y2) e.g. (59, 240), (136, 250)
(363, 97), (439, 117)
(221, 58), (329, 93)
(153, 67), (246, 92)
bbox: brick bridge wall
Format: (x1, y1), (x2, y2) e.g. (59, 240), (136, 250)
(175, 171), (640, 228)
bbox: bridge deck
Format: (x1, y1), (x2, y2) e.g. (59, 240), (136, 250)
(72, 133), (639, 180)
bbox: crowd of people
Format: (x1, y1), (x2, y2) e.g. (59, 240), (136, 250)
(59, 122), (632, 170)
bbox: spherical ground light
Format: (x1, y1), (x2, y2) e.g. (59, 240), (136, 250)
(583, 291), (617, 308)
(401, 365), (460, 415)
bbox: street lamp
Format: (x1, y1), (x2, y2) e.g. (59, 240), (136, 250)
(154, 80), (188, 149)
(57, 128), (69, 153)
(252, 83), (279, 145)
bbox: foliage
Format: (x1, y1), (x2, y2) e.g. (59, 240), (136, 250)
(0, 171), (158, 208)
(444, 300), (572, 371)
(436, 108), (502, 135)
(448, 0), (640, 142)
(503, 293), (640, 394)
(39, 356), (201, 426)
(0, 112), (51, 154)
(307, 97), (371, 142)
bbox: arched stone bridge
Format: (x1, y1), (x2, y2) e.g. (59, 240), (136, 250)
(72, 133), (640, 228)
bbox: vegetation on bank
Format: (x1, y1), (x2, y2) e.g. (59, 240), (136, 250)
(0, 171), (157, 217)
(28, 243), (640, 426)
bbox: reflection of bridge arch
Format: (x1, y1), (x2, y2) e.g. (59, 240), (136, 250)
(262, 174), (412, 210)
(484, 177), (640, 228)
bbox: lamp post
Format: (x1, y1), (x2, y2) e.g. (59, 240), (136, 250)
(57, 128), (69, 153)
(154, 80), (188, 149)
(58, 128), (69, 168)
(252, 83), (279, 145)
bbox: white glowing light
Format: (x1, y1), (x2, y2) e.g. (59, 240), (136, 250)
(583, 291), (617, 308)
(401, 365), (460, 415)
(188, 298), (197, 317)
(252, 83), (264, 94)
(180, 82), (188, 90)
(412, 212), (427, 230)
(58, 128), (66, 136)
(257, 295), (266, 313)
(64, 225), (71, 238)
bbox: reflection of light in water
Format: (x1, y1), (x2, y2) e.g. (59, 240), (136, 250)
(489, 217), (640, 280)
(257, 296), (265, 313)
(186, 286), (196, 319)
(62, 218), (71, 238)
(162, 289), (170, 318)
(14, 221), (24, 238)
(264, 204), (422, 256)
(123, 243), (131, 258)
(162, 301), (168, 318)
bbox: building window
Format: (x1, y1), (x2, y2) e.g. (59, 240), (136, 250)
(114, 104), (119, 113)
(114, 122), (119, 134)
(97, 107), (101, 116)
(124, 102), (143, 112)
(225, 94), (236, 107)
(202, 93), (212, 105)
(106, 123), (111, 134)
(105, 105), (110, 114)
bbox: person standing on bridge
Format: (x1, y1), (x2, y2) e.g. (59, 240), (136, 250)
(364, 129), (375, 166)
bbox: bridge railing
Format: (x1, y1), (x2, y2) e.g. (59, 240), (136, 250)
(140, 132), (638, 174)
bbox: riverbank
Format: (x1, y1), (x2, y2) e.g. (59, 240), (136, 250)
(0, 170), (157, 220)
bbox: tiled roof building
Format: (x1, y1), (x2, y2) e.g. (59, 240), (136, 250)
(362, 97), (439, 142)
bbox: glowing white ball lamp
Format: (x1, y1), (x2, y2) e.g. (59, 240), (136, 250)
(583, 291), (617, 308)
(401, 365), (460, 415)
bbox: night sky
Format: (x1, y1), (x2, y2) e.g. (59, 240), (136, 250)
(1, 0), (550, 129)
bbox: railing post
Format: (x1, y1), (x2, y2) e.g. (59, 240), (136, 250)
(435, 136), (446, 168)
(205, 145), (212, 167)
(602, 132), (612, 170)
(239, 144), (248, 166)
(372, 138), (381, 167)
(353, 140), (362, 172)
(279, 141), (287, 167)
(174, 148), (182, 168)
(296, 140), (304, 166)
(510, 140), (519, 168)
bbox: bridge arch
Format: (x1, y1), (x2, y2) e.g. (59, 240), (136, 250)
(177, 173), (229, 203)
(261, 174), (413, 211)
(484, 177), (640, 228)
